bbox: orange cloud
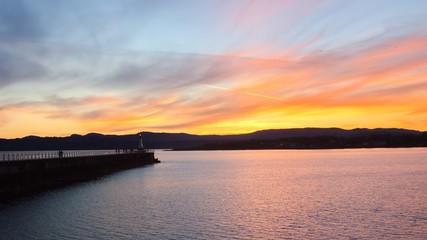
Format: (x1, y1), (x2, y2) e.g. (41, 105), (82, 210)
(2, 29), (427, 139)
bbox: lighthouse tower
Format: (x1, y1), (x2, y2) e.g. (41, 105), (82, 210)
(138, 133), (145, 151)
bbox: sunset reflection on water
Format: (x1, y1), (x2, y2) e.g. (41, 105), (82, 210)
(1, 148), (426, 239)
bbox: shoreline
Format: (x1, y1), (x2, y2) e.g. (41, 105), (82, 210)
(172, 146), (427, 151)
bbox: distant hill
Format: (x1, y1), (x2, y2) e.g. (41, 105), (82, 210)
(245, 127), (422, 139)
(0, 128), (426, 151)
(178, 128), (427, 150)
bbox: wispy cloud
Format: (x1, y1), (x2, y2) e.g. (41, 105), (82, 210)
(0, 0), (427, 138)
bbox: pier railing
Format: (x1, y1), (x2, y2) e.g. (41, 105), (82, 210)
(1, 149), (154, 162)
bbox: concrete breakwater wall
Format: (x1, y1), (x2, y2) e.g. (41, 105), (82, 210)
(0, 152), (160, 198)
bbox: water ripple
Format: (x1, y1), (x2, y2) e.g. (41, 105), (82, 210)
(1, 149), (426, 239)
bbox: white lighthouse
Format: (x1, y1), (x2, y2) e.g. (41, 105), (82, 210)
(138, 133), (145, 151)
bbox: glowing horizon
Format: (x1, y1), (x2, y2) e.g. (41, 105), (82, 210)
(1, 0), (427, 139)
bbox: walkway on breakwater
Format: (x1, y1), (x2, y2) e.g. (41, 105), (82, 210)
(1, 149), (153, 162)
(0, 150), (160, 198)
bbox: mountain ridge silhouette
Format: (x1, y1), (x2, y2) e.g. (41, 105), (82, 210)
(1, 128), (426, 151)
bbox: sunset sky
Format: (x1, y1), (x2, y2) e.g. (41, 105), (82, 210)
(1, 0), (427, 138)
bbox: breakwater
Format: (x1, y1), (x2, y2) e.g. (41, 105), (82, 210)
(0, 151), (160, 198)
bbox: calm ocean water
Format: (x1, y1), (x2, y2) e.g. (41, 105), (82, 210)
(0, 148), (426, 239)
